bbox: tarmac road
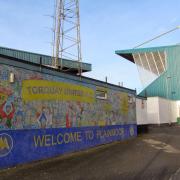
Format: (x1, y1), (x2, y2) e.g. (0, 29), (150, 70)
(1, 126), (180, 180)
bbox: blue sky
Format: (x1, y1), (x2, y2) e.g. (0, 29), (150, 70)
(0, 0), (179, 92)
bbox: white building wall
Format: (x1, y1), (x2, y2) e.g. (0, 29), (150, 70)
(136, 97), (179, 125)
(147, 97), (160, 124)
(176, 101), (180, 118)
(136, 98), (147, 125)
(171, 101), (178, 123)
(136, 97), (180, 125)
(158, 98), (178, 124)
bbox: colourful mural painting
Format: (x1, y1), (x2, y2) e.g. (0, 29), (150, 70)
(0, 64), (136, 130)
(0, 62), (137, 169)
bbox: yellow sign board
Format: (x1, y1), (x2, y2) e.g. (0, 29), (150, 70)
(22, 80), (95, 103)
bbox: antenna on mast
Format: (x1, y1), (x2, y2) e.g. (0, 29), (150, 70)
(52, 0), (83, 75)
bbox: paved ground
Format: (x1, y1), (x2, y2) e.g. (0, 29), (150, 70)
(1, 126), (180, 180)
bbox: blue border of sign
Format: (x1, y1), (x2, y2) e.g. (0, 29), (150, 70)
(0, 124), (137, 169)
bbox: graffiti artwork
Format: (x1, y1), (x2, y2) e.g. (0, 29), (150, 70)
(0, 63), (137, 169)
(0, 64), (136, 130)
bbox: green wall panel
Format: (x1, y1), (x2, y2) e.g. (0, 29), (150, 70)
(139, 45), (180, 100)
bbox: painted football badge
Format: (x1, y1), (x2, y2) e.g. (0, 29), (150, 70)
(129, 126), (135, 136)
(0, 133), (13, 157)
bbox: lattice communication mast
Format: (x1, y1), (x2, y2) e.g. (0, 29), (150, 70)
(52, 0), (82, 75)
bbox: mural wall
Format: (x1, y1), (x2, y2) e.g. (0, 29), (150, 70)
(0, 64), (136, 130)
(0, 62), (137, 169)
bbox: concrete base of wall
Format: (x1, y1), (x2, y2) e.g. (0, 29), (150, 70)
(137, 123), (178, 135)
(148, 123), (177, 127)
(137, 125), (149, 134)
